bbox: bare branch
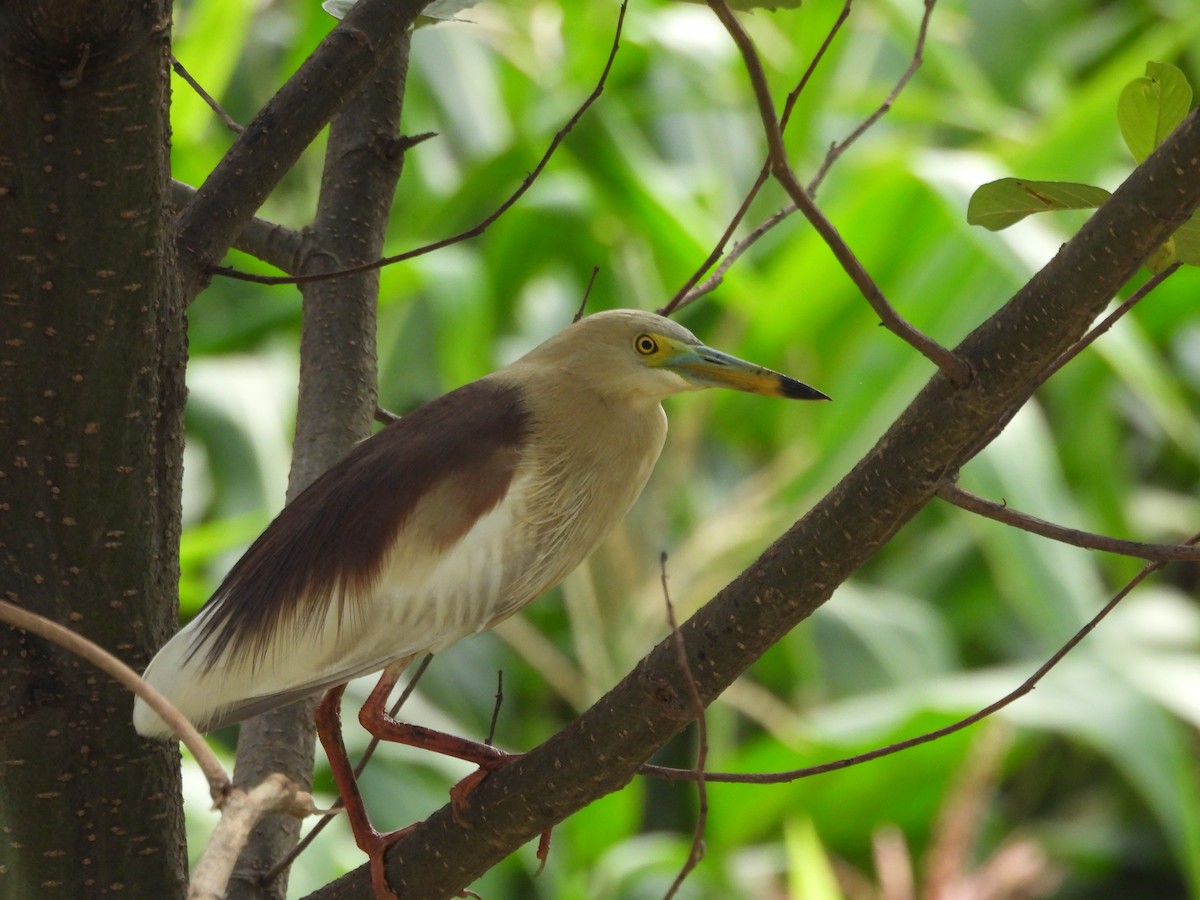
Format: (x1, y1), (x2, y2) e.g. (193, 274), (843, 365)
(808, 0), (936, 195)
(704, 0), (969, 385)
(1044, 263), (1181, 386)
(210, 0), (630, 289)
(375, 405), (403, 426)
(961, 263), (1181, 463)
(0, 599), (229, 800)
(661, 0), (852, 316)
(190, 775), (318, 900)
(173, 0), (428, 298)
(573, 266), (602, 323)
(224, 27), (416, 899)
(667, 200), (794, 314)
(938, 483), (1200, 561)
(171, 55), (244, 134)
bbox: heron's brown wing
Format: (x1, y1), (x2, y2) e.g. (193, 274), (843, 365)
(193, 377), (531, 670)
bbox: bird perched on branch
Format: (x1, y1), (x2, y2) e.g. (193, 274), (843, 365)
(134, 308), (826, 897)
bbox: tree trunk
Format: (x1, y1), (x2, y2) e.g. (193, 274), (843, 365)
(0, 1), (187, 897)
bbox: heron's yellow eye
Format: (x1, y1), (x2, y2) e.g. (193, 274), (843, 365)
(634, 334), (659, 356)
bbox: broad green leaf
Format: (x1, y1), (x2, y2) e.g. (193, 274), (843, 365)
(967, 178), (1110, 231)
(1118, 61), (1192, 162)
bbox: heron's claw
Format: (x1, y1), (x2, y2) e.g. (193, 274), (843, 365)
(448, 750), (523, 827)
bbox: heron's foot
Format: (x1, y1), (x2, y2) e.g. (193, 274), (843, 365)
(449, 750), (523, 827)
(361, 822), (418, 900)
(447, 754), (553, 873)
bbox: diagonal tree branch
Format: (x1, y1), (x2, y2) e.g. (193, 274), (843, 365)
(807, 0), (936, 194)
(305, 103), (1200, 900)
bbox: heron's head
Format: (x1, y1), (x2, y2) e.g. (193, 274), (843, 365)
(526, 309), (829, 404)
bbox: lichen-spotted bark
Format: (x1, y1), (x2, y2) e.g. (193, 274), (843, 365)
(0, 2), (186, 896)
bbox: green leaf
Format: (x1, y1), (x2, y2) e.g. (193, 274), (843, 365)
(1118, 61), (1193, 162)
(967, 178), (1111, 231)
(785, 818), (845, 900)
(1146, 237), (1177, 274)
(1171, 212), (1200, 266)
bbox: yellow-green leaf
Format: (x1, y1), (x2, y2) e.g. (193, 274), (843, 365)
(785, 818), (844, 900)
(1118, 61), (1192, 163)
(1145, 237), (1177, 274)
(967, 179), (1111, 231)
(1171, 213), (1200, 267)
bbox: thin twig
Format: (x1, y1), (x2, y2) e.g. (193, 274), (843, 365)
(938, 483), (1200, 561)
(574, 266), (602, 323)
(670, 0), (930, 311)
(171, 55), (244, 134)
(0, 599), (229, 801)
(639, 532), (1200, 785)
(703, 0), (968, 385)
(262, 654), (434, 885)
(660, 552), (708, 900)
(661, 0), (852, 316)
(375, 405), (402, 426)
(485, 671), (504, 747)
(668, 201), (795, 314)
(807, 0), (936, 195)
(211, 0), (629, 288)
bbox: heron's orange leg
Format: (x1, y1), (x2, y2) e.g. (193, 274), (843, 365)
(315, 684), (412, 900)
(321, 669), (550, 890)
(359, 667), (518, 768)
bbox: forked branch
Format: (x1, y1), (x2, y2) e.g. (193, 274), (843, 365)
(704, 0), (969, 385)
(210, 0), (629, 289)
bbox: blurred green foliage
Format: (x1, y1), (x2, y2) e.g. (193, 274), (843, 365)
(173, 0), (1200, 896)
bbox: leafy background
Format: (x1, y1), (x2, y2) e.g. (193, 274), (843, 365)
(171, 0), (1200, 896)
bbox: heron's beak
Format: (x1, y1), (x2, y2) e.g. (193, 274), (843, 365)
(664, 342), (829, 401)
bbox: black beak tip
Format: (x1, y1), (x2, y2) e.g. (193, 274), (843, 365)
(780, 376), (830, 401)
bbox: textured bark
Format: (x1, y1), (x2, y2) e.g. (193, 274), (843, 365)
(0, 1), (187, 897)
(305, 112), (1200, 900)
(224, 33), (413, 900)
